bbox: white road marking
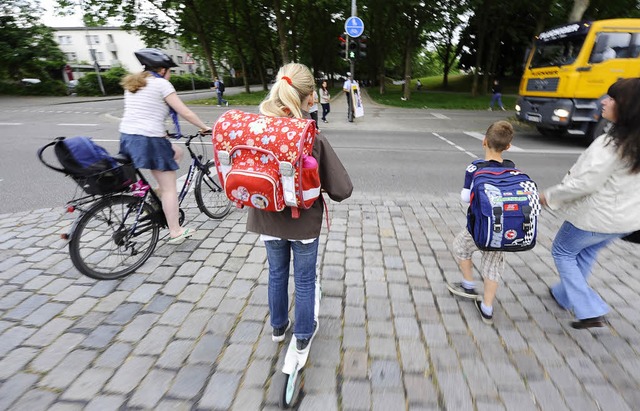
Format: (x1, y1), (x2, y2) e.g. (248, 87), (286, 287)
(57, 123), (98, 126)
(433, 132), (476, 158)
(431, 113), (450, 120)
(464, 131), (524, 152)
(0, 123), (22, 125)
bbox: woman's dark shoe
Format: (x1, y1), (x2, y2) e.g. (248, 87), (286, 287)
(571, 316), (607, 330)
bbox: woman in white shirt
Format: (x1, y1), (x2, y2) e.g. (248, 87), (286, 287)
(119, 48), (211, 244)
(540, 78), (640, 329)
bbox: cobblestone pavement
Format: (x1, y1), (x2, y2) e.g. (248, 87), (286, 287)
(1, 192), (640, 411)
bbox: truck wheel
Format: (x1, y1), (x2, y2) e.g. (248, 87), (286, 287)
(589, 118), (612, 143)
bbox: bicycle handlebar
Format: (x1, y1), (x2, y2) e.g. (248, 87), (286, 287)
(167, 130), (212, 144)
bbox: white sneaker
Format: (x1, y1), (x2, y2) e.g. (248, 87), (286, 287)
(282, 321), (318, 374)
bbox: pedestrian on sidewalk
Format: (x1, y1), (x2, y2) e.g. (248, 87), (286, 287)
(489, 79), (505, 111)
(539, 78), (640, 330)
(249, 63), (353, 357)
(119, 48), (211, 244)
(447, 120), (515, 325)
(320, 80), (331, 123)
(212, 76), (228, 107)
(343, 72), (354, 122)
(309, 89), (320, 131)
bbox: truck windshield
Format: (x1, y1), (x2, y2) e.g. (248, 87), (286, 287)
(529, 35), (587, 68)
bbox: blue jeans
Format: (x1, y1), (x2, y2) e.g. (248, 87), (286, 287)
(265, 238), (318, 339)
(321, 103), (330, 121)
(216, 91), (227, 105)
(490, 93), (503, 109)
(550, 221), (627, 320)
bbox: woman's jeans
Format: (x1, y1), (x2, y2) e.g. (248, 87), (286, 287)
(265, 238), (318, 339)
(550, 221), (626, 320)
(321, 103), (330, 121)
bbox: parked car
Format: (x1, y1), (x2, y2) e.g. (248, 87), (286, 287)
(21, 78), (41, 85)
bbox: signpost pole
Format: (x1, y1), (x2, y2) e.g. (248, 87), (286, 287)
(350, 0), (357, 77)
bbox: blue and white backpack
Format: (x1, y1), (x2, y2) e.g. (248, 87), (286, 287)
(467, 163), (540, 251)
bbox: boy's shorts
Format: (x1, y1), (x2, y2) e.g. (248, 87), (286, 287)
(452, 229), (504, 282)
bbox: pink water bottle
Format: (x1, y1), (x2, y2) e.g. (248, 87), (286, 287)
(302, 155), (317, 169)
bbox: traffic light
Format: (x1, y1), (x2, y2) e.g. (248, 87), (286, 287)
(357, 36), (367, 59)
(338, 34), (348, 59)
(348, 39), (357, 60)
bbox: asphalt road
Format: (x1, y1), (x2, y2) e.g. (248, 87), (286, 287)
(0, 89), (585, 214)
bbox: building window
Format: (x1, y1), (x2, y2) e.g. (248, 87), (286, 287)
(177, 56), (183, 63)
(65, 52), (78, 62)
(108, 34), (114, 43)
(58, 35), (72, 45)
(96, 52), (105, 61)
(85, 35), (100, 45)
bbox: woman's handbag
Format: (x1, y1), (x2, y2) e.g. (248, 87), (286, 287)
(622, 230), (640, 244)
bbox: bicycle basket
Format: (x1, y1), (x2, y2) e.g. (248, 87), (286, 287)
(38, 137), (136, 195)
(75, 163), (136, 195)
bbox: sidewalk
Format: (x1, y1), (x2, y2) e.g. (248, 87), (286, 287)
(1, 189), (639, 410)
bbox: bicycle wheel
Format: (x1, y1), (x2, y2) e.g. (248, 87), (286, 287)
(69, 195), (160, 280)
(194, 160), (232, 219)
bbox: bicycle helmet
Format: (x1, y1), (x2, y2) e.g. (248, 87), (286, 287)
(134, 48), (178, 69)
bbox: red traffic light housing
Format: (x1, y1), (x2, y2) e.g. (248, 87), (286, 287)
(338, 34), (348, 59)
(357, 36), (367, 59)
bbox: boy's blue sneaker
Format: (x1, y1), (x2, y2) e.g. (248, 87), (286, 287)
(447, 282), (478, 299)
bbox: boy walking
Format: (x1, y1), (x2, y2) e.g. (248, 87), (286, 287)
(212, 77), (229, 107)
(447, 120), (515, 325)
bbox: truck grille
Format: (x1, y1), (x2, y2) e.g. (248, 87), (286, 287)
(526, 78), (559, 92)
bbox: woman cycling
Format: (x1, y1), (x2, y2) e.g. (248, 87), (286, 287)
(119, 48), (211, 244)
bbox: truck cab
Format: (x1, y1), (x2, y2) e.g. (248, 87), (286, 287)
(516, 19), (640, 141)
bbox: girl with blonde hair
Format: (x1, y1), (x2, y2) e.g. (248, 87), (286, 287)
(248, 63), (352, 365)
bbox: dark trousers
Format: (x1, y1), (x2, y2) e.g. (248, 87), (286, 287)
(310, 111), (319, 129)
(321, 103), (330, 121)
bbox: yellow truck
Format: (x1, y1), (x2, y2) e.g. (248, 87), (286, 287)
(516, 19), (640, 141)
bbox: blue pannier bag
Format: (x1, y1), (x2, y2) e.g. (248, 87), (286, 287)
(53, 136), (135, 195)
(466, 165), (540, 251)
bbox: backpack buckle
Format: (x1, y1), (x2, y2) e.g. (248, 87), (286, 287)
(279, 161), (294, 176)
(217, 151), (231, 166)
(492, 206), (503, 232)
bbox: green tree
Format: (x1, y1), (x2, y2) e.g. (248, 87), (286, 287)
(429, 0), (470, 88)
(0, 0), (66, 83)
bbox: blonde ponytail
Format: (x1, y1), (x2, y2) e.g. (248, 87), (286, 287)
(259, 63), (315, 118)
(121, 71), (152, 93)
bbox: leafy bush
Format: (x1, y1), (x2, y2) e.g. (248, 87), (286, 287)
(75, 69), (211, 95)
(76, 66), (129, 96)
(169, 74), (210, 91)
(0, 80), (66, 96)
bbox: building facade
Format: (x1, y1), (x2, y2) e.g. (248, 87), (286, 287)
(52, 27), (199, 81)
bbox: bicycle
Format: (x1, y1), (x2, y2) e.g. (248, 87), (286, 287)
(38, 131), (232, 280)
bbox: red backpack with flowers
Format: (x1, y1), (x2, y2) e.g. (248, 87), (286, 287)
(212, 109), (321, 218)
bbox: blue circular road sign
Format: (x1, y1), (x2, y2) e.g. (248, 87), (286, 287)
(345, 16), (365, 38)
